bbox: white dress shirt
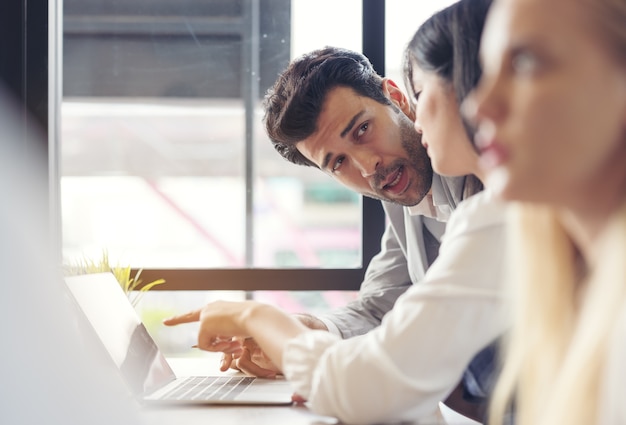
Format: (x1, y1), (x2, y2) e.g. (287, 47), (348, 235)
(281, 190), (508, 424)
(407, 172), (456, 222)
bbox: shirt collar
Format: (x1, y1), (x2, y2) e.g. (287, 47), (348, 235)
(407, 174), (453, 222)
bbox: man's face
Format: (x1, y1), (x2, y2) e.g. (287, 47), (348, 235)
(296, 82), (433, 206)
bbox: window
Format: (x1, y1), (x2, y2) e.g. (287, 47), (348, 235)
(60, 0), (384, 293)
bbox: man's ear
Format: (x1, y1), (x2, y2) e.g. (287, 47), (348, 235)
(382, 78), (413, 117)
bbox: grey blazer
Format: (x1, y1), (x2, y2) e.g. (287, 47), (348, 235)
(321, 174), (467, 338)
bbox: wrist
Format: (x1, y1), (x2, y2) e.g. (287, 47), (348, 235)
(292, 313), (328, 331)
(240, 301), (272, 334)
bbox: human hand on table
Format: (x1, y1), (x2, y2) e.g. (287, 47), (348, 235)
(163, 300), (313, 403)
(219, 344), (304, 403)
(219, 312), (329, 378)
(220, 337), (281, 379)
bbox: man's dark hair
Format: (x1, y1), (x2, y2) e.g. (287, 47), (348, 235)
(263, 47), (390, 168)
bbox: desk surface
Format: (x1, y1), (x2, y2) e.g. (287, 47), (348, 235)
(139, 356), (478, 425)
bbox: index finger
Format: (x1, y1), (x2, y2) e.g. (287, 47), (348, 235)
(162, 309), (202, 326)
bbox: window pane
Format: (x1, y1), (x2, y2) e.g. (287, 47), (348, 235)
(385, 0), (458, 85)
(61, 0), (363, 270)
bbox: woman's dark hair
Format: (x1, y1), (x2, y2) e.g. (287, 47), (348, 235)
(404, 0), (492, 196)
(404, 0), (492, 140)
(263, 47), (389, 168)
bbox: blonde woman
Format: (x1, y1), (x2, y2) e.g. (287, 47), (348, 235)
(464, 0), (626, 424)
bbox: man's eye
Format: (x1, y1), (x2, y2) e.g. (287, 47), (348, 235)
(332, 156), (345, 172)
(357, 123), (369, 138)
(413, 91), (421, 102)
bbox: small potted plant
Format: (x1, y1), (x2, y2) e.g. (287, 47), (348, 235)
(64, 251), (165, 307)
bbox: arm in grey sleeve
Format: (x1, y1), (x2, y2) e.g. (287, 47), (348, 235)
(319, 206), (415, 338)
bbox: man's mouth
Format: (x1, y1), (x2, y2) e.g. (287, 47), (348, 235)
(382, 166), (409, 195)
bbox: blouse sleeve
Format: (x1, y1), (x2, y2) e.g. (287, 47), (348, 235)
(317, 202), (415, 338)
(281, 191), (509, 424)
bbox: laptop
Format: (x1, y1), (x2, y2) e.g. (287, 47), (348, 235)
(64, 272), (295, 405)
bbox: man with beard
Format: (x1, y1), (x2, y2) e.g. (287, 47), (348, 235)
(239, 46), (479, 359)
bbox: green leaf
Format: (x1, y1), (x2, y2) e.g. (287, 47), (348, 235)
(139, 279), (166, 292)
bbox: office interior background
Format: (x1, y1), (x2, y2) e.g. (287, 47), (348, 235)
(1, 0), (454, 356)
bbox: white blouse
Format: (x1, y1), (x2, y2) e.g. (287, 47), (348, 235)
(281, 190), (508, 424)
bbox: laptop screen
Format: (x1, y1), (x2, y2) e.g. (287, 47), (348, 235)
(65, 273), (177, 396)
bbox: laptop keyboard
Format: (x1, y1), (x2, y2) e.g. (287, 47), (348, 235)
(160, 376), (255, 401)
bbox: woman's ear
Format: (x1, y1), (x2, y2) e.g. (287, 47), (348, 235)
(382, 78), (413, 117)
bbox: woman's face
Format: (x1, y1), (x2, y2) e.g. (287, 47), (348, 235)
(467, 0), (626, 205)
(410, 63), (480, 178)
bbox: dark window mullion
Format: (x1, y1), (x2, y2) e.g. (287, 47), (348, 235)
(361, 0), (386, 269)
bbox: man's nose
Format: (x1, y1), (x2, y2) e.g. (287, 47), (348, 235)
(353, 150), (380, 178)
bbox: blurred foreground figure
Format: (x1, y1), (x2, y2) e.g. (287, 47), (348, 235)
(465, 0), (626, 423)
(0, 86), (146, 425)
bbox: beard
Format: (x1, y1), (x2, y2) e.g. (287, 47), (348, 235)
(399, 114), (433, 205)
(369, 113), (433, 207)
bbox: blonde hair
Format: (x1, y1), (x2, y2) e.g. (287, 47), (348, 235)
(490, 204), (626, 425)
(487, 0), (626, 423)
